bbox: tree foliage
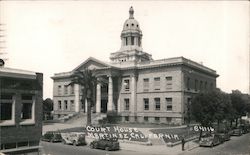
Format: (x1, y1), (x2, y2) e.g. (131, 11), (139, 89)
(43, 98), (53, 112)
(191, 88), (250, 132)
(43, 98), (53, 120)
(230, 90), (250, 126)
(191, 92), (215, 127)
(191, 89), (231, 129)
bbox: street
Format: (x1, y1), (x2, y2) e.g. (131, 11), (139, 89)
(40, 133), (250, 155)
(180, 133), (250, 155)
(40, 141), (152, 155)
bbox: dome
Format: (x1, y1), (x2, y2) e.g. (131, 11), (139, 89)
(121, 7), (142, 35)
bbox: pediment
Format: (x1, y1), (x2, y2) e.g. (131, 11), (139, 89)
(73, 57), (110, 71)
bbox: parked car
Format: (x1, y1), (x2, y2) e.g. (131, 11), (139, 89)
(216, 132), (230, 142)
(61, 132), (86, 146)
(239, 124), (250, 134)
(231, 127), (243, 136)
(89, 138), (120, 151)
(41, 131), (62, 142)
(216, 129), (230, 142)
(199, 133), (221, 147)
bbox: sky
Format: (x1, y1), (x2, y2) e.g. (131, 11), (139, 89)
(0, 1), (249, 99)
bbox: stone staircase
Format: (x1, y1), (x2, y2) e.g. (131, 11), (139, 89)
(64, 112), (87, 124)
(92, 113), (107, 125)
(60, 112), (107, 126)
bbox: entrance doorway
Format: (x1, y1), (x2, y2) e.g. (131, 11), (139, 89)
(101, 99), (108, 113)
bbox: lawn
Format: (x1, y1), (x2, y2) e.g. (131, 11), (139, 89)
(150, 125), (199, 143)
(58, 127), (86, 133)
(57, 125), (149, 142)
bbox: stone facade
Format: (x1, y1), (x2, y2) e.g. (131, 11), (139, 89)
(0, 67), (43, 154)
(51, 7), (218, 125)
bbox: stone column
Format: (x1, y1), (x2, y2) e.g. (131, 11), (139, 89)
(96, 83), (101, 113)
(108, 76), (113, 111)
(85, 99), (88, 113)
(117, 77), (121, 113)
(74, 84), (80, 112)
(128, 36), (131, 45)
(135, 37), (138, 46)
(131, 75), (137, 113)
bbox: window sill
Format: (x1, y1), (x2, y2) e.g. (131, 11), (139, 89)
(20, 119), (35, 125)
(0, 120), (15, 126)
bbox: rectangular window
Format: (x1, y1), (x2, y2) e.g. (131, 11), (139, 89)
(166, 117), (172, 123)
(134, 116), (137, 122)
(70, 100), (74, 110)
(187, 98), (192, 122)
(155, 117), (160, 122)
(144, 116), (148, 122)
(187, 77), (190, 90)
(64, 100), (68, 110)
(21, 95), (34, 120)
(0, 102), (12, 120)
(124, 98), (130, 110)
(58, 85), (62, 95)
(71, 85), (74, 94)
(200, 81), (203, 91)
(144, 98), (149, 110)
(143, 78), (149, 91)
(0, 94), (13, 121)
(166, 76), (172, 89)
(21, 103), (32, 119)
(58, 101), (62, 110)
(125, 116), (129, 121)
(124, 79), (130, 91)
(204, 82), (207, 90)
(155, 98), (161, 110)
(166, 98), (173, 111)
(64, 85), (68, 95)
(210, 83), (213, 90)
(154, 77), (161, 90)
(195, 79), (198, 91)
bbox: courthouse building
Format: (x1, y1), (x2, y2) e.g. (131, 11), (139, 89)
(0, 66), (43, 154)
(51, 7), (218, 125)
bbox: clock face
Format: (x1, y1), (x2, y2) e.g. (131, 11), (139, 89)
(0, 59), (4, 66)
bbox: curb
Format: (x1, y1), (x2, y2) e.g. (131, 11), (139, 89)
(166, 136), (199, 147)
(187, 145), (199, 151)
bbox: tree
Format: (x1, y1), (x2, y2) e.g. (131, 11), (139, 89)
(43, 98), (53, 120)
(209, 90), (231, 131)
(191, 89), (231, 138)
(191, 92), (215, 139)
(230, 90), (248, 127)
(70, 69), (106, 125)
(191, 92), (215, 127)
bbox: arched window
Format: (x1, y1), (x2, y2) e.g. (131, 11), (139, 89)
(131, 37), (134, 45)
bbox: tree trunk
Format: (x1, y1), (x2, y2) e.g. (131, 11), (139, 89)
(199, 129), (203, 141)
(235, 118), (238, 127)
(217, 120), (220, 131)
(87, 98), (91, 125)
